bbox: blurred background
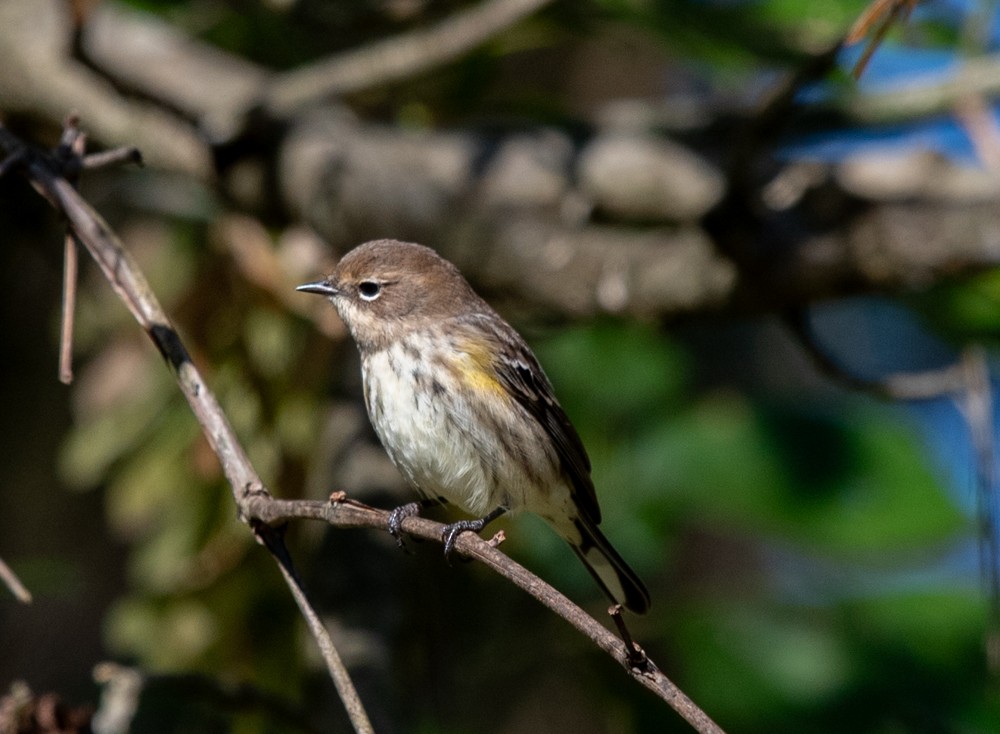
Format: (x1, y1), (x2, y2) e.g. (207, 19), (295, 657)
(2, 0), (1000, 731)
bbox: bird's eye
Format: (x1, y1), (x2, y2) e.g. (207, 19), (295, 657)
(358, 281), (382, 301)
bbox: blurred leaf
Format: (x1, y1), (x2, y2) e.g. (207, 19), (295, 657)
(910, 270), (1000, 342)
(626, 394), (964, 555)
(535, 320), (689, 434)
(107, 597), (219, 669)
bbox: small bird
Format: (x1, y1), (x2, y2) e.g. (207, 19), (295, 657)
(298, 239), (650, 613)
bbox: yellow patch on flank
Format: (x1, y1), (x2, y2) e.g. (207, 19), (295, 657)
(454, 339), (506, 396)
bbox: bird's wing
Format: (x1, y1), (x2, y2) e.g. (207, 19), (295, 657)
(474, 317), (602, 525)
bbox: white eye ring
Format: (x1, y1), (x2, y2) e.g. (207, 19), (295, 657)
(358, 281), (382, 301)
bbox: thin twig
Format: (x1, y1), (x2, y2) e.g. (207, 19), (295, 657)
(264, 0), (555, 115)
(57, 120), (88, 384)
(83, 147), (144, 170)
(59, 232), (78, 384)
(0, 555), (32, 603)
(846, 0), (920, 79)
(252, 522), (374, 734)
(609, 604), (649, 670)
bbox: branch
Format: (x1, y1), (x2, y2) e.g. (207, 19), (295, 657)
(0, 555), (32, 604)
(245, 495), (726, 734)
(0, 121), (374, 734)
(784, 308), (973, 401)
(837, 52), (1000, 124)
(264, 0), (556, 116)
(0, 119), (725, 733)
(252, 521), (374, 734)
(0, 0), (211, 176)
(845, 0), (920, 79)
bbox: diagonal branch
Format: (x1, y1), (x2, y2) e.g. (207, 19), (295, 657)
(0, 118), (725, 734)
(0, 122), (374, 734)
(253, 520), (374, 734)
(0, 554), (32, 604)
(245, 495), (725, 734)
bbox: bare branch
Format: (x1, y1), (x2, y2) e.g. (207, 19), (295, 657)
(58, 118), (88, 385)
(845, 0), (920, 79)
(246, 495), (726, 734)
(0, 121), (374, 734)
(59, 232), (78, 384)
(0, 0), (211, 176)
(0, 555), (32, 604)
(252, 521), (374, 734)
(264, 0), (556, 115)
(82, 146), (143, 170)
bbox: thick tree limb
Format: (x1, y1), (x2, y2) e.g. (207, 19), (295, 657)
(0, 121), (725, 733)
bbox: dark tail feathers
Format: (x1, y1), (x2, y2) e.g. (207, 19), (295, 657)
(569, 516), (650, 614)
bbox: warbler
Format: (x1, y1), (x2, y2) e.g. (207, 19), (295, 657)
(298, 239), (650, 613)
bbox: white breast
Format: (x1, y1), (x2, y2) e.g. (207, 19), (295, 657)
(362, 342), (496, 514)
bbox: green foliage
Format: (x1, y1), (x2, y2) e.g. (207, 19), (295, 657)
(910, 270), (1000, 342)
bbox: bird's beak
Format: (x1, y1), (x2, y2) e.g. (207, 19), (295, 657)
(296, 280), (339, 297)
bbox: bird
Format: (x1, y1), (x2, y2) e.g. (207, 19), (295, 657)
(298, 239), (650, 613)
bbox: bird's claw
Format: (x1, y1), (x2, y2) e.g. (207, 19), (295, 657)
(441, 518), (488, 562)
(387, 501), (422, 551)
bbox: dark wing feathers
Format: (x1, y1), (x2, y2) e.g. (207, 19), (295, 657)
(476, 317), (602, 525)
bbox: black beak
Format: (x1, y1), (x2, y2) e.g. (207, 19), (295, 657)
(296, 280), (338, 297)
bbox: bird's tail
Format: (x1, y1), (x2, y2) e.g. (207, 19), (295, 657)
(565, 515), (650, 614)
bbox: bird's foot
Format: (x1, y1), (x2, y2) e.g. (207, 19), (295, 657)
(441, 518), (488, 561)
(387, 501), (422, 551)
(441, 506), (507, 562)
